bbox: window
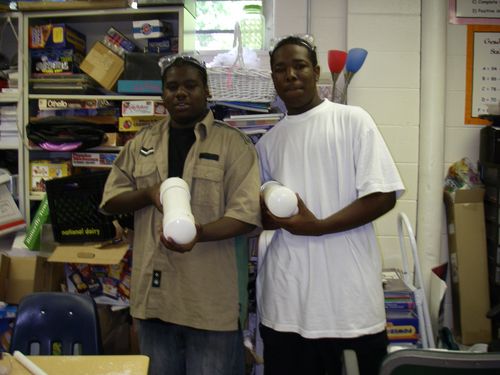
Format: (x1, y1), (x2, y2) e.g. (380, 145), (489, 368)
(196, 0), (263, 51)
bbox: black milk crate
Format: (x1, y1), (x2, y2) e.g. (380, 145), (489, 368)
(45, 171), (115, 243)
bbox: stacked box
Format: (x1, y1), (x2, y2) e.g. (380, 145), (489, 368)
(64, 249), (132, 306)
(444, 188), (492, 345)
(102, 27), (137, 57)
(121, 100), (167, 117)
(119, 116), (161, 132)
(147, 37), (178, 53)
(29, 23), (87, 75)
(30, 159), (72, 196)
(132, 19), (166, 39)
(31, 48), (84, 75)
(71, 152), (118, 168)
(383, 269), (420, 346)
(30, 23), (86, 54)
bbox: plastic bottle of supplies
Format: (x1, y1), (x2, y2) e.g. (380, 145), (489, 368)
(240, 4), (265, 50)
(261, 181), (298, 218)
(160, 177), (197, 245)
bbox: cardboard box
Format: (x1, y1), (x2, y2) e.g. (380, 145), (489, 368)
(29, 23), (86, 54)
(30, 159), (72, 196)
(132, 20), (165, 39)
(38, 98), (113, 110)
(386, 310), (420, 344)
(119, 116), (160, 132)
(0, 254), (65, 305)
(147, 37), (178, 54)
(80, 42), (124, 90)
(117, 80), (162, 94)
(31, 48), (84, 75)
(48, 242), (130, 306)
(121, 100), (167, 117)
(444, 188), (492, 345)
(71, 152), (118, 168)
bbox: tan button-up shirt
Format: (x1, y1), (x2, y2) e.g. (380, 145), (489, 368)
(101, 111), (261, 331)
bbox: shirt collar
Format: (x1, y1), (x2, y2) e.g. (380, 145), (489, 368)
(194, 110), (214, 141)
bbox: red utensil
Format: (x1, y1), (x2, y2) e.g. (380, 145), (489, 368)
(327, 50), (347, 102)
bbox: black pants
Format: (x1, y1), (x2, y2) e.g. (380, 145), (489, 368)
(260, 324), (388, 375)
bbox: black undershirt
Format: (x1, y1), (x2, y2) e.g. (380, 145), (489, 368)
(168, 126), (196, 178)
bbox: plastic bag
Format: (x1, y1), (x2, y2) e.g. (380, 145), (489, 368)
(444, 158), (483, 193)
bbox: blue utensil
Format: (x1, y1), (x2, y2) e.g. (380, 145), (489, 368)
(342, 48), (368, 103)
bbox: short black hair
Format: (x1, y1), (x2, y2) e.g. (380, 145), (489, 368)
(160, 56), (208, 87)
(269, 36), (318, 67)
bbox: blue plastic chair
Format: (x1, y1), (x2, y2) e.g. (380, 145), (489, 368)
(10, 292), (102, 355)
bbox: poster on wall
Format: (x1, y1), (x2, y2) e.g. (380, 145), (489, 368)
(465, 24), (500, 125)
(449, 0), (500, 25)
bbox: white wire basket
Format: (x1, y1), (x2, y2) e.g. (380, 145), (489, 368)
(207, 23), (276, 103)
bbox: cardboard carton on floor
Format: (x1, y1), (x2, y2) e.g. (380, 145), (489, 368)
(444, 188), (492, 345)
(48, 242), (130, 306)
(0, 254), (65, 305)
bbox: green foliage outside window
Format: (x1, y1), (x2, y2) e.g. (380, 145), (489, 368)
(196, 1), (262, 50)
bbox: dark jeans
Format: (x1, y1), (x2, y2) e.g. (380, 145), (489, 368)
(136, 319), (245, 375)
(260, 324), (388, 375)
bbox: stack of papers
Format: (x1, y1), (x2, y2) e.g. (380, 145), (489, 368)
(0, 105), (19, 148)
(0, 174), (26, 237)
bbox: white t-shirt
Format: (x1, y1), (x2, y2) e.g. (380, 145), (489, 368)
(255, 99), (405, 339)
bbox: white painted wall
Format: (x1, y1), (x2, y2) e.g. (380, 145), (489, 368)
(273, 0), (423, 269)
(270, 0), (488, 332)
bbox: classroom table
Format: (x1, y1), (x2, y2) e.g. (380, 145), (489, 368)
(0, 354), (149, 374)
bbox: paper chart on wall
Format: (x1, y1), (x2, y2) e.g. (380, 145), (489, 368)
(465, 25), (500, 125)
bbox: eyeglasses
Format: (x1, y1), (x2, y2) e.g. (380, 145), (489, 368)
(158, 54), (206, 76)
(269, 34), (316, 56)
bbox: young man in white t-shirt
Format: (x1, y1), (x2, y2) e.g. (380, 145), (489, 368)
(255, 35), (405, 375)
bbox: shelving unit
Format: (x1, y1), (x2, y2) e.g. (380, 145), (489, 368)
(20, 6), (195, 223)
(480, 161), (500, 340)
(0, 12), (25, 213)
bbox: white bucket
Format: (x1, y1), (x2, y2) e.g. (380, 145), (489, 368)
(160, 177), (196, 244)
(261, 181), (298, 218)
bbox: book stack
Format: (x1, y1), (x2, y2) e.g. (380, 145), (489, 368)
(0, 105), (19, 147)
(382, 269), (420, 347)
(223, 113), (283, 144)
(30, 74), (100, 95)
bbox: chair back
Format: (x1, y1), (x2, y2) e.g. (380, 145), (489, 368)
(10, 292), (102, 355)
(379, 349), (500, 375)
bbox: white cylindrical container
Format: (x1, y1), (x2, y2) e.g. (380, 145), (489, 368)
(261, 181), (298, 218)
(159, 177), (197, 245)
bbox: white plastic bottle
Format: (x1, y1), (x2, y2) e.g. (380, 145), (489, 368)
(261, 181), (298, 218)
(159, 177), (197, 245)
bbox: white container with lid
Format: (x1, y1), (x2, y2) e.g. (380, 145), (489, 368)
(159, 177), (197, 244)
(261, 181), (298, 218)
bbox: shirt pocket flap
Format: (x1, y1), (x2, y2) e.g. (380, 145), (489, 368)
(192, 165), (223, 182)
